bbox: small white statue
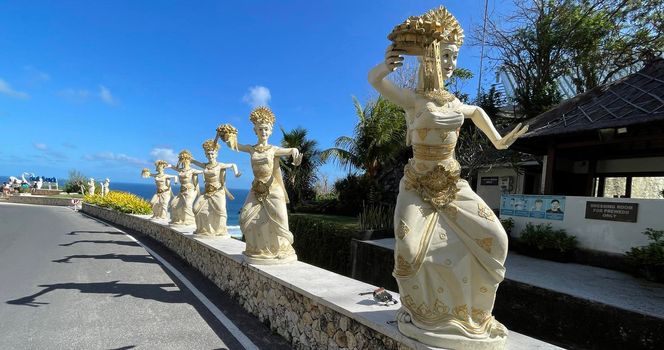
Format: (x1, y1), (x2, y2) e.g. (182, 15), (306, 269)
(167, 150), (202, 226)
(190, 139), (240, 236)
(217, 107), (302, 264)
(368, 6), (528, 349)
(87, 178), (96, 196)
(142, 161), (177, 220)
(36, 177), (43, 189)
(101, 178), (110, 196)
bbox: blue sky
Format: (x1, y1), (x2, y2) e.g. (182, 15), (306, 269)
(0, 0), (512, 188)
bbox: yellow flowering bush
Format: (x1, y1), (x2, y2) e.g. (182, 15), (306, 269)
(84, 191), (152, 215)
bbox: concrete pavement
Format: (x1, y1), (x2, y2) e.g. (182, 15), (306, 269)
(0, 202), (291, 350)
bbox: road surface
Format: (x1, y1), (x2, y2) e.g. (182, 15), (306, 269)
(0, 202), (291, 350)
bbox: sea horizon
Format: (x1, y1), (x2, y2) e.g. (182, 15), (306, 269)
(1, 176), (247, 236)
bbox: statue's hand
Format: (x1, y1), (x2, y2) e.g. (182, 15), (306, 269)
(384, 44), (405, 72)
(235, 171), (242, 178)
(494, 123), (528, 150)
(292, 149), (303, 166)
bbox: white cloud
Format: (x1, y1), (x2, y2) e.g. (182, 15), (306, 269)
(58, 88), (91, 101)
(99, 85), (115, 105)
(242, 85), (271, 107)
(84, 152), (148, 166)
(24, 66), (50, 83)
(0, 78), (29, 99)
(149, 148), (178, 164)
(33, 142), (68, 160)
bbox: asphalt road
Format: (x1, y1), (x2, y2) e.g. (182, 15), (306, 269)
(0, 202), (291, 350)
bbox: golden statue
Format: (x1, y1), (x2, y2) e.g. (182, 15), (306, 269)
(142, 160), (178, 220)
(218, 106), (302, 264)
(190, 140), (240, 236)
(368, 6), (528, 349)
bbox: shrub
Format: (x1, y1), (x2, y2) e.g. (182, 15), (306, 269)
(290, 213), (361, 275)
(500, 218), (514, 236)
(63, 169), (87, 194)
(333, 174), (372, 216)
(520, 223), (577, 253)
(358, 202), (394, 231)
(626, 228), (664, 282)
(85, 191), (152, 215)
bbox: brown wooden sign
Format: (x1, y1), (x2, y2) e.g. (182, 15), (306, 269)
(585, 201), (639, 223)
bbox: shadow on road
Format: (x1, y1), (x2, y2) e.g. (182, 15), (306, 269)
(59, 240), (140, 247)
(52, 253), (155, 264)
(6, 281), (182, 307)
(68, 230), (124, 236)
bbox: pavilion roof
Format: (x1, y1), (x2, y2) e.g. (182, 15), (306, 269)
(522, 59), (664, 139)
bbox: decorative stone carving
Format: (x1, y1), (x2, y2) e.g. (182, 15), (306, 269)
(190, 139), (240, 237)
(218, 106), (302, 265)
(368, 6), (528, 349)
(166, 150), (202, 226)
(142, 161), (177, 220)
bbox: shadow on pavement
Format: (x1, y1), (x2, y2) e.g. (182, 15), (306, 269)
(52, 253), (155, 264)
(6, 281), (182, 307)
(59, 240), (140, 247)
(68, 230), (124, 236)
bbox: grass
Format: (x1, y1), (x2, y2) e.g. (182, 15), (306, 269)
(290, 213), (359, 230)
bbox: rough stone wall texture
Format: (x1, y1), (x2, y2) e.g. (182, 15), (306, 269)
(82, 204), (412, 350)
(9, 195), (74, 207)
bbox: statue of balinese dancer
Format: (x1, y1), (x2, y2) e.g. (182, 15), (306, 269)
(190, 139), (240, 236)
(217, 106), (302, 264)
(368, 6), (528, 349)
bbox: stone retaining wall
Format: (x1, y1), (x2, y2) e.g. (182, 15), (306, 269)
(9, 195), (75, 207)
(81, 204), (558, 350)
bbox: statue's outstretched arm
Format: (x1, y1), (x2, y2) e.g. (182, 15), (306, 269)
(190, 159), (206, 168)
(219, 163), (241, 177)
(274, 147), (302, 166)
(368, 45), (416, 109)
(460, 104), (528, 150)
(232, 142), (252, 153)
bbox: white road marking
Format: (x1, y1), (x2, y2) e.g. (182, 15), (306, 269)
(114, 227), (260, 350)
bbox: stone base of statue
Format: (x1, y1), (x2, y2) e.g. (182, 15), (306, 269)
(397, 309), (507, 350)
(243, 251), (298, 265)
(193, 231), (229, 239)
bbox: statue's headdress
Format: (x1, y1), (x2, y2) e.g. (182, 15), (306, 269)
(202, 139), (220, 152)
(388, 6), (464, 55)
(388, 6), (464, 99)
(178, 149), (193, 161)
(154, 160), (168, 168)
(249, 106), (276, 126)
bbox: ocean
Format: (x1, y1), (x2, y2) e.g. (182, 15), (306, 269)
(1, 176), (248, 237)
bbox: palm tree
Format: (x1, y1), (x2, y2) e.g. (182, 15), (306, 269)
(321, 96), (406, 178)
(280, 127), (322, 209)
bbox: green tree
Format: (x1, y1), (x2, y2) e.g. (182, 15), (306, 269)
(321, 96), (406, 178)
(63, 169), (87, 194)
(484, 0), (663, 118)
(280, 127), (321, 210)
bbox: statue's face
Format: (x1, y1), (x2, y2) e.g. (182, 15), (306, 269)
(206, 149), (218, 161)
(157, 164), (165, 172)
(440, 44), (459, 80)
(181, 158), (190, 167)
(254, 123), (272, 142)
